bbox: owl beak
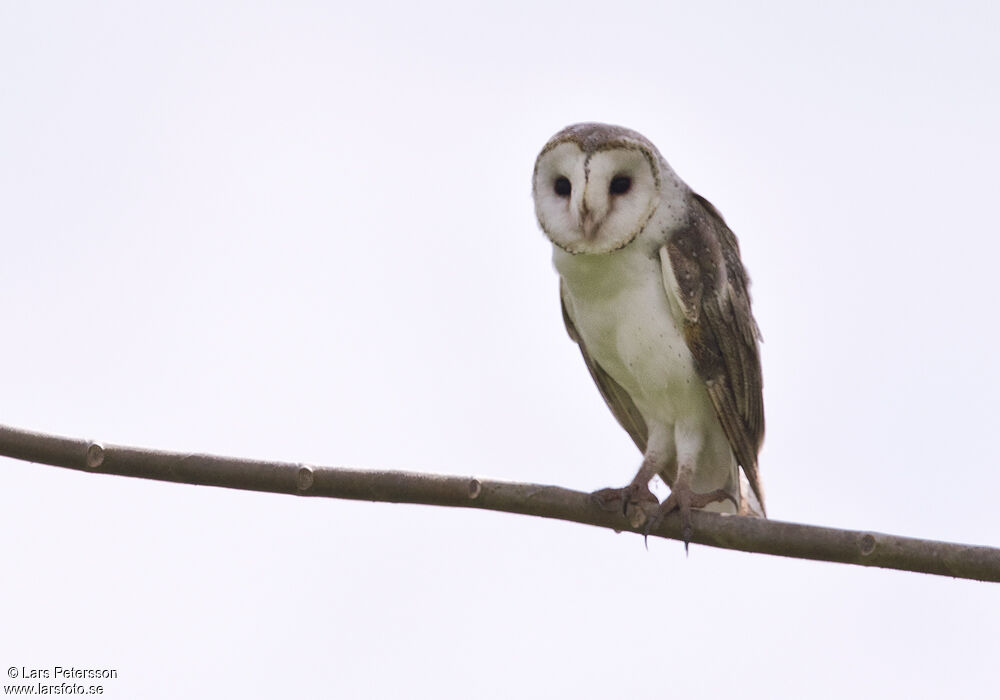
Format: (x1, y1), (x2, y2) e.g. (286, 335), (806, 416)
(579, 200), (602, 241)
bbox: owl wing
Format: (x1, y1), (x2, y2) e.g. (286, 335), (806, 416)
(560, 283), (649, 454)
(660, 193), (766, 513)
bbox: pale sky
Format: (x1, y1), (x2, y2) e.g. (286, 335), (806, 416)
(2, 2), (998, 698)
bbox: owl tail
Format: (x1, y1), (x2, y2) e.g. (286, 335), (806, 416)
(738, 472), (766, 518)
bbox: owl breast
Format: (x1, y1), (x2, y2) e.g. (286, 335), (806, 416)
(554, 245), (706, 428)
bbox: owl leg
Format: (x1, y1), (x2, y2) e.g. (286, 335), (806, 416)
(590, 453), (662, 528)
(645, 474), (736, 552)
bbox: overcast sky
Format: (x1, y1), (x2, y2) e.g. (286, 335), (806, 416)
(2, 2), (999, 698)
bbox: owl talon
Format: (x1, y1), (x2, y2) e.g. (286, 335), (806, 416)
(643, 484), (736, 552)
(590, 483), (658, 528)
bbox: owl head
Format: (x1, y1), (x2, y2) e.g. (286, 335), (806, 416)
(533, 123), (675, 255)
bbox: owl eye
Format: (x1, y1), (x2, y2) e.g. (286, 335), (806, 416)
(609, 175), (632, 195)
(553, 177), (572, 197)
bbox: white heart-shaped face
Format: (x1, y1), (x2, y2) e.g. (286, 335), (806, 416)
(533, 141), (661, 255)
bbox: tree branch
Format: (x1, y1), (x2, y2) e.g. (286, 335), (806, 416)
(2, 423), (997, 582)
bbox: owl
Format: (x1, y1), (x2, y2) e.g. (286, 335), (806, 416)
(532, 123), (765, 543)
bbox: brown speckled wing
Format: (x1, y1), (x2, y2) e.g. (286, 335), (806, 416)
(560, 284), (649, 455)
(663, 193), (766, 512)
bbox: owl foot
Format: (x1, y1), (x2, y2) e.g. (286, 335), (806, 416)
(590, 481), (659, 529)
(644, 482), (737, 553)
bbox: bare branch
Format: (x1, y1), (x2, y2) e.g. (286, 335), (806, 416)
(2, 423), (997, 582)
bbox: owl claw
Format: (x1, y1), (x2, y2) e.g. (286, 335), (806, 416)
(590, 482), (658, 529)
(643, 484), (737, 553)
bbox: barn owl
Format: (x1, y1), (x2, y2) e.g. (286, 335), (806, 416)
(532, 123), (765, 545)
